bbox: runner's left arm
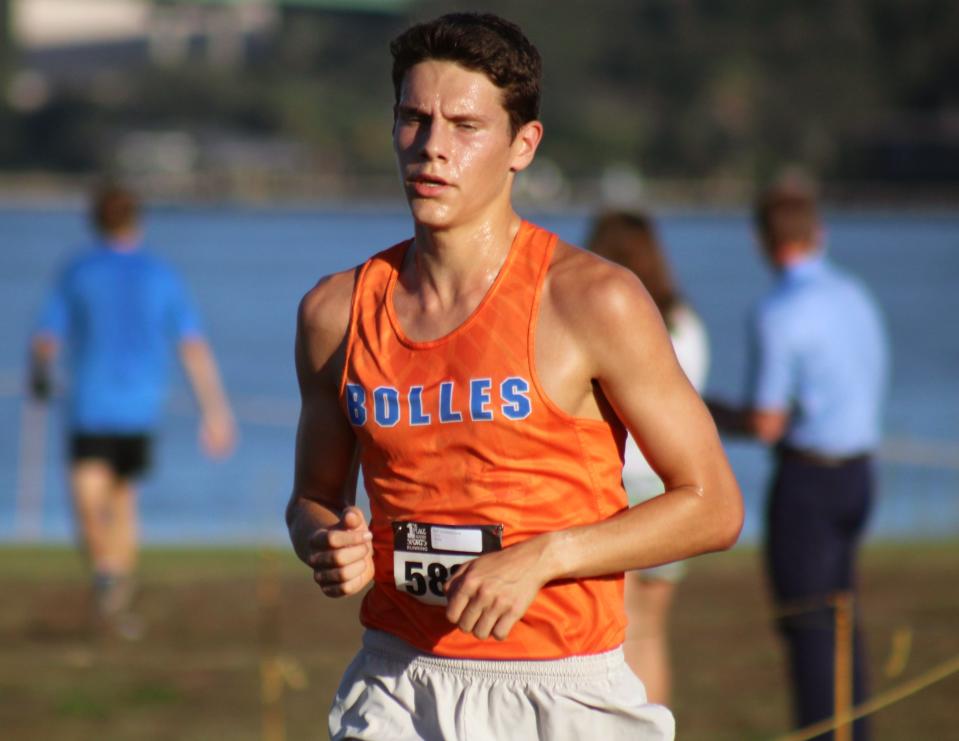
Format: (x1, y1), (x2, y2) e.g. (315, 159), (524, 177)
(445, 256), (744, 640)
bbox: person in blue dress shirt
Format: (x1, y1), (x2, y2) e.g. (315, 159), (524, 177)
(28, 184), (236, 638)
(708, 178), (889, 740)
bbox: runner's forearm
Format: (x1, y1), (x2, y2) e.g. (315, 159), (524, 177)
(535, 481), (742, 582)
(286, 495), (346, 565)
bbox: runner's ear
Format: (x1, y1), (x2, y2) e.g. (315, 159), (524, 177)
(508, 120), (543, 174)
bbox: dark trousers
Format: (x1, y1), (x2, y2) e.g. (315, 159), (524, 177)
(766, 450), (874, 741)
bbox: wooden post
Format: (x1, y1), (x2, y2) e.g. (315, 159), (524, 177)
(259, 550), (284, 741)
(833, 592), (854, 741)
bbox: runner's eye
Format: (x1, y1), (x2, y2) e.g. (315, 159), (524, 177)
(398, 110), (428, 126)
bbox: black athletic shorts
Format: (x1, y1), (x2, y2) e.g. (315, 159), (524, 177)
(70, 433), (152, 479)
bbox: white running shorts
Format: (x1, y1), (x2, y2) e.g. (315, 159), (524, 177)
(329, 629), (675, 740)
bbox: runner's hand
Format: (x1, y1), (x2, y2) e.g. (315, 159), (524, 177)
(444, 539), (549, 641)
(200, 410), (236, 458)
(308, 507), (374, 597)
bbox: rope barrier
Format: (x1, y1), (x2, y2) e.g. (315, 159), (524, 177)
(753, 591), (946, 741)
(774, 652), (959, 741)
(770, 591), (850, 621)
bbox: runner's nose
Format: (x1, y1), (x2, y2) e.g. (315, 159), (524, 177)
(419, 120), (450, 162)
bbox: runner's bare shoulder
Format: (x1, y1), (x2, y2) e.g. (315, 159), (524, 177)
(546, 239), (656, 333)
(297, 267), (359, 374)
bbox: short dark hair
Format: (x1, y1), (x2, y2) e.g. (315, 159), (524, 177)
(390, 13), (542, 137)
(91, 184), (140, 236)
(754, 181), (819, 248)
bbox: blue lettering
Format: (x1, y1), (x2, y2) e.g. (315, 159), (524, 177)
(373, 386), (400, 427)
(439, 381), (464, 423)
(408, 385), (431, 426)
(500, 377), (532, 420)
(345, 383), (367, 426)
(352, 377), (534, 427)
(470, 379), (493, 421)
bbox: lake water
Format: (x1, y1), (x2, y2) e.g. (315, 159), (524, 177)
(1, 203), (957, 545)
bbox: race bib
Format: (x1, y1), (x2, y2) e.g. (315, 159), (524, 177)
(392, 521), (503, 606)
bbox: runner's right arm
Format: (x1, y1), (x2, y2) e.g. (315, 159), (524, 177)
(286, 268), (373, 598)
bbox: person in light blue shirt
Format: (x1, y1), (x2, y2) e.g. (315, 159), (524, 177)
(709, 179), (888, 741)
(29, 184), (236, 638)
(747, 251), (888, 457)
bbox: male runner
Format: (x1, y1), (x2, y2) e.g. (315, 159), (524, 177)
(30, 184), (235, 637)
(287, 13), (743, 740)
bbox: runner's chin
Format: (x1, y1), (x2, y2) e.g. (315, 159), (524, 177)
(406, 193), (456, 227)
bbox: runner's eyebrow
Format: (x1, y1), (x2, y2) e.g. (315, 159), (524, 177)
(396, 104), (430, 118)
(447, 113), (486, 125)
(395, 105), (487, 125)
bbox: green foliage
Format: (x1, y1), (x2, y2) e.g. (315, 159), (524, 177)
(2, 1), (957, 187)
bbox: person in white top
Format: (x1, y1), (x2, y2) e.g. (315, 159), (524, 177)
(587, 211), (710, 705)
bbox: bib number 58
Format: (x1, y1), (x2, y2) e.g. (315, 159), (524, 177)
(392, 522), (502, 607)
(395, 552), (472, 605)
(404, 560), (462, 599)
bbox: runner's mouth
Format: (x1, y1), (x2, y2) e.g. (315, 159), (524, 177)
(408, 172), (449, 185)
(408, 174), (451, 195)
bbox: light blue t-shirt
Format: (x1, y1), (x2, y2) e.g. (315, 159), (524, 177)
(36, 242), (203, 432)
(747, 252), (889, 456)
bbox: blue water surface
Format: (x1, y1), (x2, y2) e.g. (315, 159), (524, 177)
(1, 203), (956, 545)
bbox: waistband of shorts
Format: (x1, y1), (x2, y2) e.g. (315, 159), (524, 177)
(361, 629), (626, 680)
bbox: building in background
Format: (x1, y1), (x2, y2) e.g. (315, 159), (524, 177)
(9, 0), (278, 94)
(1, 1), (957, 203)
(1, 0), (411, 197)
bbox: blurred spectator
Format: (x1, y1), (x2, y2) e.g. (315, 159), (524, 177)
(587, 210), (710, 704)
(28, 184), (235, 639)
(708, 179), (889, 739)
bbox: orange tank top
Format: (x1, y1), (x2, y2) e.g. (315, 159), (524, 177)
(340, 220), (629, 659)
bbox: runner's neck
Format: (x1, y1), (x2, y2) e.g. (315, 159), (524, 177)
(406, 212), (522, 305)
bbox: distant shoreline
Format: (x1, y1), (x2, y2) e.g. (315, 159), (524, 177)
(1, 173), (958, 213)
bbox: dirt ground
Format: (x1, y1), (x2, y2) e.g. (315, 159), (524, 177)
(1, 542), (956, 740)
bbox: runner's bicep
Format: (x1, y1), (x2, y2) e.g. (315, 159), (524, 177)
(592, 285), (718, 489)
(292, 388), (358, 511)
(291, 273), (357, 510)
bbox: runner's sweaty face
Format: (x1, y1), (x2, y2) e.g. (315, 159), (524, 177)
(393, 61), (529, 230)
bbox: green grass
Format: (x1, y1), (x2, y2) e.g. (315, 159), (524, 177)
(0, 542), (956, 740)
